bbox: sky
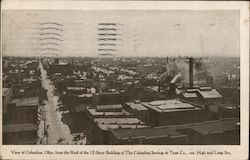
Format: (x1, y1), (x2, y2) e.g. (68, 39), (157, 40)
(2, 10), (240, 57)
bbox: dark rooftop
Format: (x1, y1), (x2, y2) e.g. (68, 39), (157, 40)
(3, 123), (39, 133)
(110, 118), (239, 140)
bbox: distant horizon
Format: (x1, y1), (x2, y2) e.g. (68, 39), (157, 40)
(2, 54), (240, 58)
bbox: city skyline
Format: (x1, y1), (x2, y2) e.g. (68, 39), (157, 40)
(3, 10), (240, 57)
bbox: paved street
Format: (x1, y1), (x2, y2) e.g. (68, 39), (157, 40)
(39, 61), (73, 144)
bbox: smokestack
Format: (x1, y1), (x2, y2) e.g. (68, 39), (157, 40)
(168, 82), (176, 98)
(54, 58), (59, 64)
(189, 57), (193, 88)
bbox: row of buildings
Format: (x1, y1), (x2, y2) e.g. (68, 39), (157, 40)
(41, 56), (240, 145)
(2, 58), (46, 144)
(84, 98), (239, 145)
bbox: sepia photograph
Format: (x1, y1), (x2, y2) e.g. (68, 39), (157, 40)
(1, 1), (249, 160)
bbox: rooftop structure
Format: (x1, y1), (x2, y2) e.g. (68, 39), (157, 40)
(181, 92), (198, 98)
(95, 117), (143, 125)
(96, 104), (123, 112)
(125, 102), (148, 111)
(94, 118), (147, 130)
(87, 108), (132, 117)
(142, 99), (198, 113)
(197, 87), (222, 99)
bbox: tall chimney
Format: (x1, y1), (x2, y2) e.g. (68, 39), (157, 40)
(189, 57), (193, 88)
(54, 58), (59, 64)
(168, 82), (176, 98)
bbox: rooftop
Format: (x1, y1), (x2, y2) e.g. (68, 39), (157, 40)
(182, 93), (198, 98)
(142, 99), (198, 112)
(97, 92), (121, 95)
(77, 93), (93, 98)
(87, 108), (132, 116)
(126, 102), (148, 111)
(3, 123), (38, 133)
(97, 104), (123, 111)
(186, 89), (199, 93)
(12, 96), (39, 107)
(98, 124), (148, 131)
(110, 126), (184, 140)
(94, 118), (144, 125)
(67, 87), (86, 90)
(110, 118), (239, 140)
(198, 89), (222, 99)
(185, 118), (239, 135)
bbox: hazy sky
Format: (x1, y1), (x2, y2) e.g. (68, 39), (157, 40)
(3, 10), (239, 57)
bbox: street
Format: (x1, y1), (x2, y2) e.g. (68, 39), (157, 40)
(39, 61), (73, 144)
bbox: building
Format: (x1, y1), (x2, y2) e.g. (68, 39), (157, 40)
(177, 118), (240, 145)
(141, 99), (209, 125)
(7, 96), (39, 124)
(85, 104), (134, 121)
(124, 101), (150, 123)
(84, 103), (147, 144)
(196, 87), (223, 104)
(2, 87), (13, 125)
(96, 104), (123, 112)
(93, 92), (129, 105)
(86, 117), (147, 144)
(178, 89), (199, 104)
(86, 107), (133, 119)
(3, 96), (39, 144)
(3, 123), (39, 144)
(136, 64), (162, 74)
(109, 127), (188, 145)
(108, 118), (239, 145)
(179, 87), (223, 105)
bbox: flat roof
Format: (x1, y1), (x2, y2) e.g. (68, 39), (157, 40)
(67, 87), (86, 90)
(12, 96), (39, 107)
(97, 104), (123, 110)
(186, 89), (199, 93)
(94, 118), (144, 125)
(98, 124), (148, 131)
(142, 100), (198, 112)
(198, 89), (222, 99)
(110, 127), (184, 140)
(182, 93), (198, 98)
(126, 102), (148, 111)
(88, 108), (132, 116)
(97, 92), (121, 95)
(3, 123), (38, 133)
(110, 118), (239, 140)
(78, 94), (93, 98)
(187, 118), (239, 135)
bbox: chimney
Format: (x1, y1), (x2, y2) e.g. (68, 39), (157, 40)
(189, 57), (193, 88)
(54, 58), (59, 64)
(168, 82), (176, 98)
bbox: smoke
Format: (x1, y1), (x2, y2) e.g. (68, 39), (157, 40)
(170, 72), (182, 83)
(175, 61), (189, 82)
